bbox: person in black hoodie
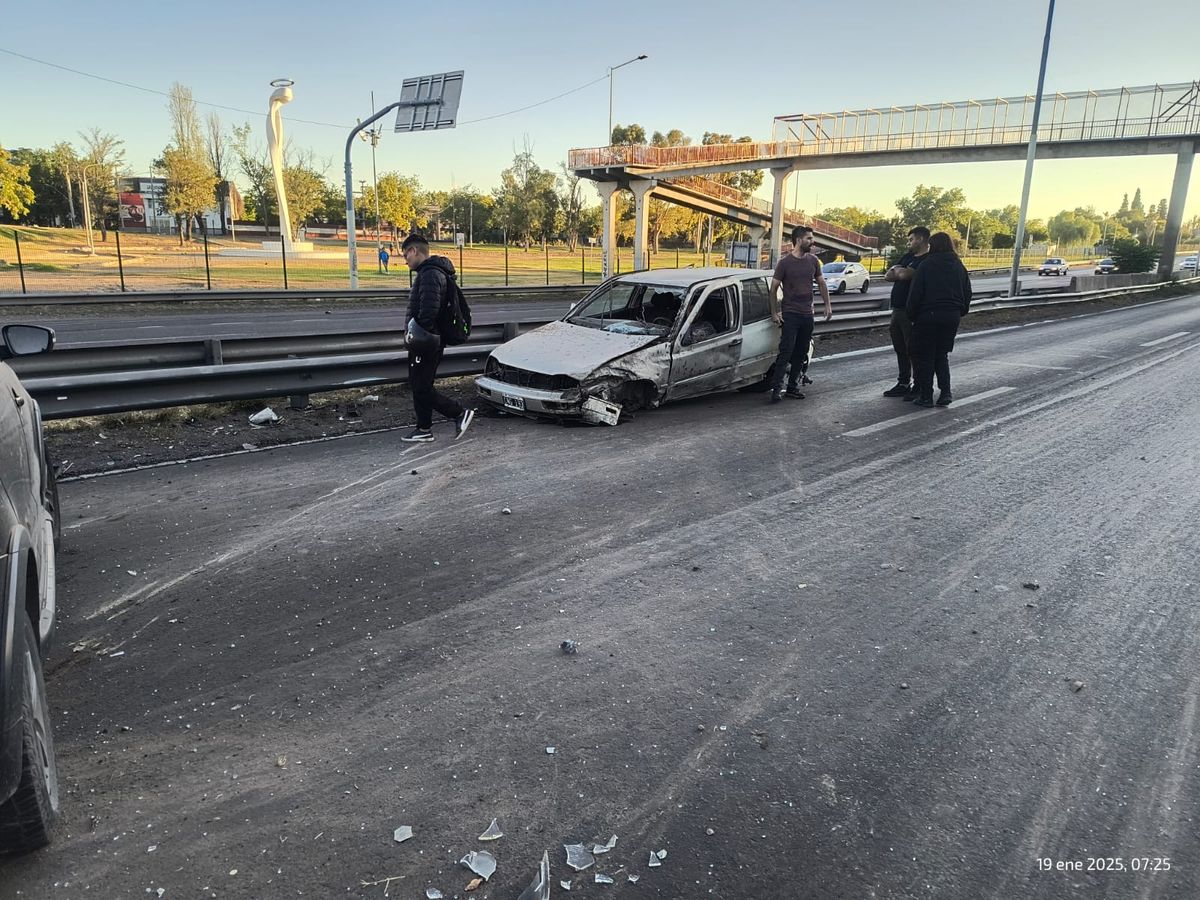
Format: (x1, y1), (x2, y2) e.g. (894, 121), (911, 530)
(400, 233), (474, 442)
(905, 231), (972, 408)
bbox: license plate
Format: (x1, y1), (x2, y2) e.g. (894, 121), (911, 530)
(503, 394), (525, 411)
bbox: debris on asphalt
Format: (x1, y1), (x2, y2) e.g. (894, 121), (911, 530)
(425, 889), (444, 899)
(648, 851), (662, 868)
(466, 877), (484, 891)
(241, 443), (258, 451)
(560, 881), (572, 891)
(564, 843), (595, 871)
(459, 850), (497, 881)
(656, 849), (668, 860)
(1069, 679), (1086, 692)
(1023, 581), (1041, 590)
(248, 407), (281, 426)
(516, 850), (551, 900)
(393, 825), (414, 844)
(696, 724), (705, 732)
(595, 873), (614, 884)
(592, 834), (617, 855)
(628, 874), (640, 883)
(502, 507), (513, 515)
(363, 395), (381, 402)
(561, 640), (578, 655)
(705, 827), (715, 836)
(900, 682), (910, 690)
(546, 747), (556, 755)
(478, 818), (504, 841)
(753, 731), (769, 749)
(275, 755), (287, 768)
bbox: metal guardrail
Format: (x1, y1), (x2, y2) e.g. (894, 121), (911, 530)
(15, 278), (1196, 420)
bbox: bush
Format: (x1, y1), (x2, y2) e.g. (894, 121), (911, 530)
(1108, 238), (1160, 274)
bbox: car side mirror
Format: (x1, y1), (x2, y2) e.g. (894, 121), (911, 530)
(1, 324), (55, 359)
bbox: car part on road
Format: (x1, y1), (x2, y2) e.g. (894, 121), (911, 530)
(565, 842), (595, 870)
(561, 639), (578, 654)
(478, 818), (504, 841)
(459, 849), (497, 880)
(516, 850), (551, 900)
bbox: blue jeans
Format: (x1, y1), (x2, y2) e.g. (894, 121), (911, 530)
(771, 311), (814, 391)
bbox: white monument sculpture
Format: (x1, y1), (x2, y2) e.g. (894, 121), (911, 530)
(221, 78), (337, 260)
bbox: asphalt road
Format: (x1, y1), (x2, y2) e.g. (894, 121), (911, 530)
(5, 291), (1199, 898)
(17, 268), (1092, 347)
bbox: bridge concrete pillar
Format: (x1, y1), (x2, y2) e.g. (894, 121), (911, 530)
(596, 181), (620, 279)
(747, 226), (766, 269)
(630, 179), (656, 271)
(1157, 142), (1195, 278)
(769, 167), (791, 267)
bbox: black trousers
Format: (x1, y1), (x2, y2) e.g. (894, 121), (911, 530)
(408, 346), (463, 429)
(910, 310), (960, 398)
(771, 311), (815, 391)
(889, 308), (913, 383)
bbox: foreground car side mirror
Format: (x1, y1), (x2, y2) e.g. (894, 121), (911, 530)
(1, 324), (56, 359)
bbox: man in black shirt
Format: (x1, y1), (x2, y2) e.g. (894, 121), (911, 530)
(882, 226), (930, 398)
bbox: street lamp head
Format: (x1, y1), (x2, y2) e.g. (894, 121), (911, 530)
(637, 54), (647, 60)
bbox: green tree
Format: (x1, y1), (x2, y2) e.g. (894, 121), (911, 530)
(160, 84), (216, 242)
(1117, 193), (1129, 214)
(610, 123), (647, 145)
(281, 163), (326, 238)
(557, 165), (586, 251)
(7, 147), (73, 226)
(231, 122), (275, 230)
(895, 185), (968, 235)
(78, 128), (125, 241)
(492, 146), (557, 249)
(1108, 237), (1159, 273)
(702, 132), (764, 195)
(366, 172), (423, 241)
(1048, 209), (1100, 246)
(206, 112), (232, 234)
(0, 145), (34, 220)
(1131, 188), (1144, 213)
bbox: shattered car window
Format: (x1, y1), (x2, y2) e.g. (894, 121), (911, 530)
(568, 281), (687, 336)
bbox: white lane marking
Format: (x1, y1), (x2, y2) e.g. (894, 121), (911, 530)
(135, 325), (167, 329)
(994, 361), (1073, 372)
(1140, 331), (1190, 347)
(842, 387), (1016, 437)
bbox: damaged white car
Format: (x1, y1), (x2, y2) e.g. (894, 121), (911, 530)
(475, 267), (780, 424)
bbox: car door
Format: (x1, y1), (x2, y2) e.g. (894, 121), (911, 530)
(665, 280), (741, 402)
(732, 275), (779, 386)
(0, 361), (36, 524)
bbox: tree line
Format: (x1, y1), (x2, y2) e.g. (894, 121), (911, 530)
(4, 97), (1198, 254)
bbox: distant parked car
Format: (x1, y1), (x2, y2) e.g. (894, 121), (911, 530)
(0, 324), (60, 854)
(1094, 258), (1118, 275)
(1180, 255), (1197, 273)
(1038, 258), (1070, 276)
(816, 262), (870, 294)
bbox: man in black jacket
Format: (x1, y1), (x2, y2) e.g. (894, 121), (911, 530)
(905, 232), (972, 408)
(400, 233), (474, 442)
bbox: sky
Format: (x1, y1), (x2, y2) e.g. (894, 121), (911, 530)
(3, 0), (1198, 223)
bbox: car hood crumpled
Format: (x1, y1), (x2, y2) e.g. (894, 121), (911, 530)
(489, 320), (661, 380)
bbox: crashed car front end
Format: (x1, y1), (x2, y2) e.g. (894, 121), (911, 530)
(475, 322), (670, 425)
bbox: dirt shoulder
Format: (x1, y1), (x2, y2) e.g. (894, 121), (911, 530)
(45, 286), (1194, 478)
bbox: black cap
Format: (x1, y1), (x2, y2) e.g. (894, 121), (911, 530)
(401, 233), (429, 251)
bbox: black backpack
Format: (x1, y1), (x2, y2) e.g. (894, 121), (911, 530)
(437, 274), (472, 346)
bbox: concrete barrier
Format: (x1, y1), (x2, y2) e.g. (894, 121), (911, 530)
(1069, 273), (1162, 292)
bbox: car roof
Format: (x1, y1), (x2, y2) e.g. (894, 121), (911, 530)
(613, 266), (766, 288)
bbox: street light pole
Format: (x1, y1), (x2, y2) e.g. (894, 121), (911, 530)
(607, 54), (648, 144)
(1008, 0), (1056, 298)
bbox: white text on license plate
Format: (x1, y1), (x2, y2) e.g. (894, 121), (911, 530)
(503, 394), (525, 411)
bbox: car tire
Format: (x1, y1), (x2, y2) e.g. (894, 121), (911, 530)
(835, 281), (846, 294)
(0, 614), (60, 854)
(860, 279), (870, 293)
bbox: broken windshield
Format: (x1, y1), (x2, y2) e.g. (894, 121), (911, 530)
(568, 281), (688, 336)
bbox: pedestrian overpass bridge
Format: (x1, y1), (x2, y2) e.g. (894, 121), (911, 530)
(570, 81), (1200, 278)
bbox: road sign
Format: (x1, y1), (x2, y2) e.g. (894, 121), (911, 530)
(394, 70), (464, 133)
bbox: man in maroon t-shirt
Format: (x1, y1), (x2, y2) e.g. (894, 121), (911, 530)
(767, 226), (833, 402)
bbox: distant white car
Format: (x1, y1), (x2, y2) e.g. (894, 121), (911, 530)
(1180, 255), (1197, 273)
(1038, 258), (1070, 276)
(817, 262), (870, 294)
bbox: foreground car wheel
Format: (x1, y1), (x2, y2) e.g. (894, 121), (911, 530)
(0, 616), (60, 854)
(859, 279), (870, 293)
(835, 281), (846, 294)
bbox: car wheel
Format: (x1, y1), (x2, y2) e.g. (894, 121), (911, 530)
(835, 281), (846, 294)
(0, 615), (60, 853)
(860, 279), (870, 293)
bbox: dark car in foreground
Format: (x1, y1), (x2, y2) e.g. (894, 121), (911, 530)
(0, 324), (60, 854)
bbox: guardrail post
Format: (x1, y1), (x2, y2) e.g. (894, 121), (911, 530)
(115, 227), (127, 292)
(545, 242), (550, 285)
(502, 322), (520, 342)
(504, 233), (509, 286)
(204, 338), (224, 365)
(13, 230), (27, 294)
(289, 394), (310, 410)
(581, 246), (585, 284)
(202, 229), (212, 290)
(459, 244), (464, 285)
(280, 238), (289, 290)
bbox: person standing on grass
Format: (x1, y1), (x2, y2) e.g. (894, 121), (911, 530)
(399, 233), (475, 442)
(379, 244), (390, 273)
(767, 225), (833, 403)
(905, 231), (972, 408)
(882, 226), (930, 398)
